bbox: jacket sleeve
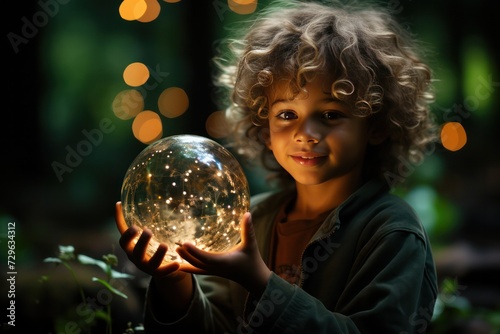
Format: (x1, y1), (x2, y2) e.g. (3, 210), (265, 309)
(241, 230), (437, 334)
(141, 191), (276, 334)
(143, 274), (245, 333)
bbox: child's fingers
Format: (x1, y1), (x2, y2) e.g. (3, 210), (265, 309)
(119, 225), (141, 252)
(176, 243), (209, 268)
(239, 212), (253, 245)
(115, 201), (128, 234)
(177, 261), (209, 275)
(148, 243), (168, 268)
(156, 261), (182, 277)
(133, 228), (153, 260)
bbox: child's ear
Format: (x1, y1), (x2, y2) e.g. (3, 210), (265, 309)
(261, 128), (272, 149)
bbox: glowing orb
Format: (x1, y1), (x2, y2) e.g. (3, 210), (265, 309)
(121, 134), (250, 264)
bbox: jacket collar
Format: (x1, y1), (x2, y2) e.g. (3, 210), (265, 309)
(313, 178), (390, 237)
(250, 178), (390, 264)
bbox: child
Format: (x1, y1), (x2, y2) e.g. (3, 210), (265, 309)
(115, 0), (439, 332)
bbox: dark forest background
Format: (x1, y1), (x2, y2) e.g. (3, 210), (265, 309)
(2, 0), (499, 333)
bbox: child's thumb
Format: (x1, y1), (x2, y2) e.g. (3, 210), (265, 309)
(240, 212), (256, 246)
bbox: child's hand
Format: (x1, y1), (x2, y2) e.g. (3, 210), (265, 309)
(114, 201), (181, 278)
(176, 212), (272, 297)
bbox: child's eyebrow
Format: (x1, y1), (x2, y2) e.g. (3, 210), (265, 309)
(270, 96), (345, 107)
(270, 98), (289, 107)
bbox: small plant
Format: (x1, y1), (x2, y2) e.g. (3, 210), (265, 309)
(430, 277), (500, 333)
(42, 245), (144, 334)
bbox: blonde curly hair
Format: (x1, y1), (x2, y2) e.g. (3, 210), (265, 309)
(213, 0), (438, 188)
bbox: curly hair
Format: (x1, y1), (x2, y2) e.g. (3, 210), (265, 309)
(212, 0), (438, 189)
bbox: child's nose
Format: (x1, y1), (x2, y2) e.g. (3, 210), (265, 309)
(294, 119), (320, 143)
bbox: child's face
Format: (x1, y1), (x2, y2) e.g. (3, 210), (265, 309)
(266, 75), (372, 186)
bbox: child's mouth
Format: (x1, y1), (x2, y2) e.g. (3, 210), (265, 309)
(291, 155), (326, 166)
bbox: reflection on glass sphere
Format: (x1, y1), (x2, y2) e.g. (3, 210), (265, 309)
(121, 134), (250, 264)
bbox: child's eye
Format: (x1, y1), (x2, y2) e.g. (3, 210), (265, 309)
(323, 111), (344, 120)
(276, 110), (297, 120)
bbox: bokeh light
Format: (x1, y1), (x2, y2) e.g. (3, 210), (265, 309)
(441, 122), (467, 151)
(228, 0), (258, 14)
(115, 63), (190, 142)
(119, 0), (148, 21)
(132, 110), (163, 144)
(112, 89), (144, 120)
(158, 87), (189, 118)
(206, 110), (231, 138)
(137, 0), (161, 23)
(461, 36), (495, 117)
(123, 62), (150, 87)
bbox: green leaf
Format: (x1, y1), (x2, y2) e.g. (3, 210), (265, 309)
(43, 257), (63, 263)
(103, 254), (118, 267)
(77, 254), (134, 279)
(91, 277), (128, 299)
(58, 245), (76, 261)
(58, 245), (75, 253)
(110, 270), (135, 279)
(78, 254), (108, 270)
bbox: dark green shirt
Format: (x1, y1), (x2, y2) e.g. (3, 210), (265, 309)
(145, 178), (438, 333)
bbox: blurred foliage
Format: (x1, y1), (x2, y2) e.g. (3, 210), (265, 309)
(41, 245), (138, 334)
(431, 278), (500, 334)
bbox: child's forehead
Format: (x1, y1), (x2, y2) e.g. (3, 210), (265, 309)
(266, 74), (334, 101)
(267, 79), (297, 101)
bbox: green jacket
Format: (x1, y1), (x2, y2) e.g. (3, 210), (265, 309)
(144, 179), (438, 333)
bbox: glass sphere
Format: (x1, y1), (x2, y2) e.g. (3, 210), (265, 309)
(121, 134), (250, 264)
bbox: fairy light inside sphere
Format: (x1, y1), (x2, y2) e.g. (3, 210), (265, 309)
(121, 135), (250, 264)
